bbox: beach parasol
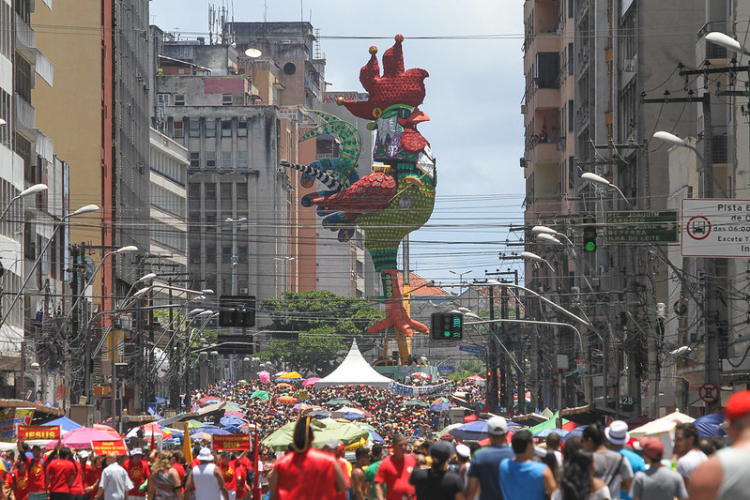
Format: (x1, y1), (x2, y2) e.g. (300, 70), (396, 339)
(324, 398), (354, 407)
(429, 402), (456, 412)
(249, 390), (270, 400)
(278, 395), (298, 404)
(302, 377), (322, 387)
(534, 428), (568, 439)
(53, 428), (121, 450)
(402, 399), (429, 408)
(466, 375), (485, 382)
(261, 418), (368, 452)
(293, 403), (314, 411)
(411, 372), (431, 380)
(278, 371), (304, 380)
(185, 420), (205, 430)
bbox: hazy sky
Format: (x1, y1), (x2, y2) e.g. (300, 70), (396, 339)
(150, 0), (527, 289)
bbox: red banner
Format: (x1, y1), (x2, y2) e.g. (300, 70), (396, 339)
(91, 440), (128, 456)
(212, 433), (251, 451)
(18, 425), (60, 441)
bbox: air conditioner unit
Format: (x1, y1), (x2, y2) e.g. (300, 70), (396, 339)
(240, 287), (249, 294)
(521, 104), (528, 114)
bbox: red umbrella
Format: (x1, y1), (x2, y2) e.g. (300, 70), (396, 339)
(412, 372), (431, 380)
(466, 375), (485, 382)
(48, 428), (120, 450)
(278, 396), (298, 404)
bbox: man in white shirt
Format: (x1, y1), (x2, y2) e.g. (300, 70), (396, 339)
(674, 423), (707, 489)
(96, 453), (134, 500)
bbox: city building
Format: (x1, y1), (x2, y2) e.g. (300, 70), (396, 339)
(522, 0), (704, 416)
(0, 0), (72, 404)
(34, 0), (152, 409)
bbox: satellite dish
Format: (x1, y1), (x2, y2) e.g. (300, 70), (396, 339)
(245, 48), (262, 58)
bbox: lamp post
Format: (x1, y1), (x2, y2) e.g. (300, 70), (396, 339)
(652, 131), (728, 198)
(706, 32), (749, 56)
(0, 184), (47, 222)
(581, 172), (633, 208)
(226, 217), (246, 334)
(449, 269), (472, 306)
(653, 130), (725, 413)
(0, 204), (99, 331)
(521, 251), (556, 274)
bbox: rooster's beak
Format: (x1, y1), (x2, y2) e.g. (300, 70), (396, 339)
(399, 107), (430, 126)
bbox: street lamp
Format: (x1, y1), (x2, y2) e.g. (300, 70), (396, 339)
(581, 172), (632, 207)
(706, 32), (749, 56)
(521, 251), (556, 274)
(449, 269), (472, 304)
(0, 204), (99, 330)
(0, 184), (48, 222)
(652, 131), (728, 197)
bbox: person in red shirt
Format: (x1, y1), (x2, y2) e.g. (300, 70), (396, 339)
(124, 449), (150, 499)
(46, 447), (77, 500)
(218, 450), (250, 500)
(234, 461), (247, 500)
(19, 443), (48, 500)
(7, 458), (30, 500)
(374, 434), (416, 500)
(67, 452), (87, 500)
(269, 416), (348, 500)
(77, 451), (99, 500)
(169, 452), (185, 496)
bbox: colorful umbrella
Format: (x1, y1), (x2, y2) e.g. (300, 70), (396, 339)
(276, 383), (294, 391)
(533, 428), (568, 439)
(302, 377), (322, 387)
(126, 424), (171, 439)
(190, 427), (230, 436)
(278, 396), (298, 404)
(324, 398), (354, 407)
(92, 424), (121, 437)
(224, 410), (247, 419)
(293, 403), (314, 411)
(411, 372), (431, 380)
(185, 420), (205, 430)
(261, 418), (368, 452)
(278, 371), (304, 380)
(429, 402), (455, 412)
(53, 428), (121, 450)
(466, 375), (485, 382)
(250, 390), (270, 400)
(402, 399), (429, 408)
(198, 396), (222, 406)
(258, 371), (271, 384)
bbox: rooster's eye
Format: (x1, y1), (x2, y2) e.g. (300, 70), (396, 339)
(372, 108), (382, 118)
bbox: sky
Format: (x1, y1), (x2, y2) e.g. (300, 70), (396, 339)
(150, 0), (528, 290)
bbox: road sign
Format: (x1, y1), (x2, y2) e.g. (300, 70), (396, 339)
(459, 346), (486, 356)
(682, 199), (750, 257)
(605, 210), (678, 244)
(699, 383), (720, 403)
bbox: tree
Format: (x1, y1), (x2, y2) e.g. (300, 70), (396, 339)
(259, 290), (385, 374)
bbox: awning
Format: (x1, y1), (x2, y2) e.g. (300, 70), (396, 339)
(560, 403), (616, 426)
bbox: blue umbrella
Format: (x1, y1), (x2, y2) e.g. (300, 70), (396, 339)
(343, 411), (365, 420)
(562, 425), (588, 442)
(694, 413), (726, 438)
(308, 410), (331, 418)
(430, 402), (456, 412)
(190, 427), (231, 436)
(220, 414), (247, 428)
(223, 425), (241, 433)
(451, 420), (489, 441)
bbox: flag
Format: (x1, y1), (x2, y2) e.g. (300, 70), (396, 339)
(252, 425), (259, 500)
(182, 421), (193, 464)
(150, 428), (155, 451)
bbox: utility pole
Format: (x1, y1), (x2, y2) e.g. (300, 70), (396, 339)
(487, 285), (498, 409)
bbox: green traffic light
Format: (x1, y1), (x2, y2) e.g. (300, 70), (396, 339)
(444, 331), (450, 337)
(585, 241), (596, 252)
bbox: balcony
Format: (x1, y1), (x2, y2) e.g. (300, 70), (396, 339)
(15, 94), (36, 133)
(576, 43), (590, 78)
(15, 13), (36, 61)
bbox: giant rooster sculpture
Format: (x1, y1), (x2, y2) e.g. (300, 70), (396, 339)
(283, 35), (435, 363)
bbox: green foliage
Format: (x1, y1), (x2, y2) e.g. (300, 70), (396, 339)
(259, 290), (385, 374)
(449, 358), (485, 381)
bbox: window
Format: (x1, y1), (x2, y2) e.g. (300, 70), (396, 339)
(205, 213), (216, 232)
(222, 94), (233, 106)
(238, 151), (249, 169)
(189, 120), (200, 137)
(189, 183), (200, 200)
(157, 93), (171, 106)
(222, 246), (232, 263)
(238, 246), (248, 263)
(568, 101), (574, 132)
(222, 152), (232, 169)
(173, 121), (184, 138)
(237, 184), (248, 199)
(222, 213), (233, 230)
(221, 121), (232, 137)
(205, 119), (216, 138)
(238, 122), (248, 137)
(205, 183), (216, 199)
(189, 152), (200, 168)
(174, 94), (185, 106)
(205, 246), (216, 263)
(189, 212), (200, 232)
(206, 151), (216, 168)
(221, 182), (233, 200)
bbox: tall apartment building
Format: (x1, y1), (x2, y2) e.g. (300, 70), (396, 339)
(34, 0), (152, 407)
(0, 0), (72, 403)
(522, 0), (704, 416)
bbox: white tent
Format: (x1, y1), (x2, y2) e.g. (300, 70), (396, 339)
(628, 410), (695, 458)
(314, 339), (394, 389)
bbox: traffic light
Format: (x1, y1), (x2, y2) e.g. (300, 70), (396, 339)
(219, 295), (256, 327)
(583, 224), (597, 253)
(431, 312), (463, 340)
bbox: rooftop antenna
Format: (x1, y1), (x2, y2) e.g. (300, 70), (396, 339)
(264, 0), (268, 22)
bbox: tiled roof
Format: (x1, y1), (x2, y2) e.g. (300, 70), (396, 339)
(396, 272), (453, 297)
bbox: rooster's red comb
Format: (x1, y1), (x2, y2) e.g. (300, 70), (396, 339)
(337, 35), (429, 120)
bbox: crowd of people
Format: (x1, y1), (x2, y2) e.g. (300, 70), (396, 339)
(0, 380), (748, 500)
